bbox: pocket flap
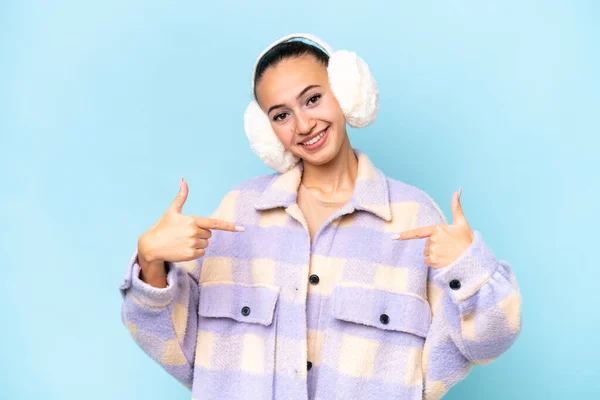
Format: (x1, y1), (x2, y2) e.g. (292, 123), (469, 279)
(199, 282), (280, 326)
(332, 284), (431, 338)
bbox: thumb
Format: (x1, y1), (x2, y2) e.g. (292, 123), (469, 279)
(170, 177), (189, 213)
(451, 187), (467, 225)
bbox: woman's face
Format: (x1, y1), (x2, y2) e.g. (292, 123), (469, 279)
(255, 55), (347, 167)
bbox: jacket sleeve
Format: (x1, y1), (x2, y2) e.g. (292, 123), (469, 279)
(119, 253), (201, 388)
(417, 203), (522, 400)
(118, 189), (241, 388)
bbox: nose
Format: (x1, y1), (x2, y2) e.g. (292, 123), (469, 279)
(295, 110), (316, 136)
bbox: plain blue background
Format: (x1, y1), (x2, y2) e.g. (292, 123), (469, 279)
(1, 1), (598, 398)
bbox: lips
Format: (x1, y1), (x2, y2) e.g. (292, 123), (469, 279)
(298, 126), (330, 152)
(299, 127), (329, 146)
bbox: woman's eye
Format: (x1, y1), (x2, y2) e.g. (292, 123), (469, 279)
(307, 94), (321, 105)
(273, 113), (288, 122)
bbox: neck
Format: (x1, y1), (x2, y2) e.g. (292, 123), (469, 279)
(301, 135), (358, 195)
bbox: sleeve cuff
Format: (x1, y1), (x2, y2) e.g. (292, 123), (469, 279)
(432, 230), (500, 302)
(119, 250), (179, 308)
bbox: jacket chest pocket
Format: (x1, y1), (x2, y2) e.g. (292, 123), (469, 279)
(331, 283), (431, 338)
(198, 282), (280, 326)
(195, 282), (280, 386)
(319, 283), (431, 391)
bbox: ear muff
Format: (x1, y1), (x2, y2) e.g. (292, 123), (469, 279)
(244, 100), (300, 173)
(244, 33), (379, 173)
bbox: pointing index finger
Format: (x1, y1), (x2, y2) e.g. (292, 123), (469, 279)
(196, 217), (245, 232)
(393, 226), (434, 240)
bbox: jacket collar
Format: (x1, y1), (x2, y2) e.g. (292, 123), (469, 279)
(254, 149), (392, 221)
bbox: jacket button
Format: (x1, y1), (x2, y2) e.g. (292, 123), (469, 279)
(309, 274), (320, 285)
(241, 306), (251, 316)
(379, 313), (390, 325)
(449, 279), (461, 290)
(307, 361), (313, 370)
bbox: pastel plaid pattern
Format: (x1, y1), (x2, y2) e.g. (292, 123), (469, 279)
(119, 149), (521, 399)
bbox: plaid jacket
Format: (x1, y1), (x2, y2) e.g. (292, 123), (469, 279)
(119, 149), (522, 400)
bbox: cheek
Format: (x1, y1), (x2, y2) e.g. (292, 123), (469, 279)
(322, 95), (346, 125)
(271, 123), (295, 148)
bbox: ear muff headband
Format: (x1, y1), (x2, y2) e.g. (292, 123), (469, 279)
(250, 33), (335, 92)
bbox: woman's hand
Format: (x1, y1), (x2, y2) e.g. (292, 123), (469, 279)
(393, 188), (474, 268)
(137, 177), (244, 287)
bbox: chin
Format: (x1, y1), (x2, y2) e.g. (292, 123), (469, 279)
(286, 125), (345, 167)
(298, 142), (340, 166)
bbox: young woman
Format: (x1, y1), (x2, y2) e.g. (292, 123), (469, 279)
(119, 33), (522, 400)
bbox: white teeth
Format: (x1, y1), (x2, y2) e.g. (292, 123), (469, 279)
(302, 130), (326, 146)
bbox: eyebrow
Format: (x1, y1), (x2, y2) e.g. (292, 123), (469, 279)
(267, 84), (322, 115)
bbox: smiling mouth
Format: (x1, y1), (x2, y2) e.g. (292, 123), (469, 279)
(299, 127), (329, 146)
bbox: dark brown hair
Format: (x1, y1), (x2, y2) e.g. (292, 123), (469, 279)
(253, 40), (330, 100)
